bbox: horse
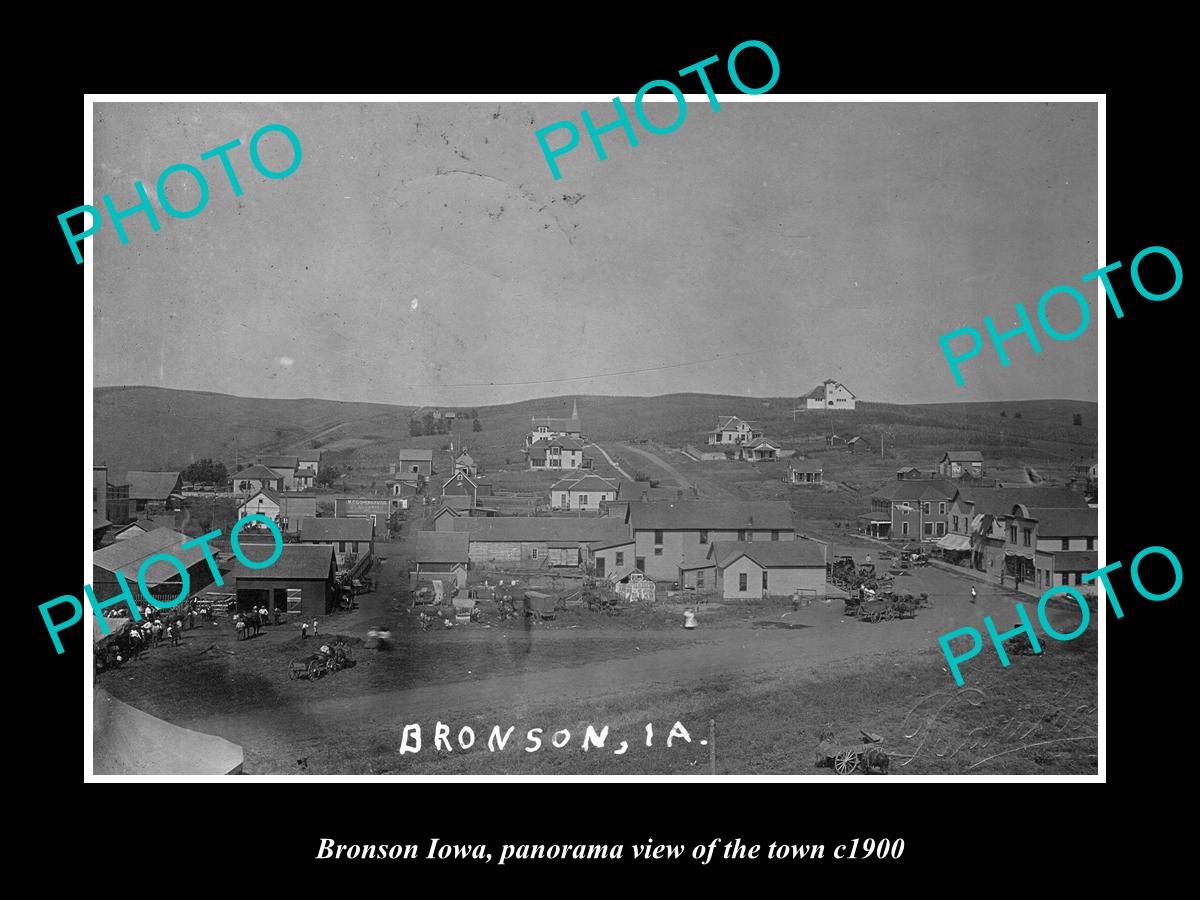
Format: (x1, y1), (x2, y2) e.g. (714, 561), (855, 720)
(241, 611), (262, 638)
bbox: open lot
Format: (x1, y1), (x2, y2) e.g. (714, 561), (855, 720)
(98, 541), (1096, 775)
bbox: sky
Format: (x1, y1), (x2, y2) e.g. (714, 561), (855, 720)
(92, 100), (1098, 407)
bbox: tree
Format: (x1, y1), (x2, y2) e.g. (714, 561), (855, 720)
(470, 409), (479, 419)
(1072, 413), (1084, 426)
(473, 418), (482, 432)
(182, 458), (227, 485)
(1014, 412), (1022, 419)
(421, 413), (436, 436)
(409, 420), (423, 437)
(999, 411), (1007, 418)
(316, 465), (342, 487)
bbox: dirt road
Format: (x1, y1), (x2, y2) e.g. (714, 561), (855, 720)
(586, 442), (633, 480)
(613, 443), (706, 496)
(180, 565), (1084, 763)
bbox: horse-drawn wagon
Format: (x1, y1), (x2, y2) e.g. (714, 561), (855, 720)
(815, 729), (890, 775)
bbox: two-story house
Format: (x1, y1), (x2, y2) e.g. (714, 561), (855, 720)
(298, 516), (374, 576)
(394, 449), (434, 477)
(625, 500), (796, 581)
(706, 416), (763, 445)
(957, 487), (1091, 577)
(528, 436), (589, 470)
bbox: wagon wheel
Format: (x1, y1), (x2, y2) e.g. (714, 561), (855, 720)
(834, 750), (861, 775)
(288, 667), (298, 681)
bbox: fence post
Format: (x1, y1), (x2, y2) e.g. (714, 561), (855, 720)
(709, 719), (717, 775)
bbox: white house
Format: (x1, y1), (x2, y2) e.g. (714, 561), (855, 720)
(788, 460), (823, 485)
(737, 437), (781, 462)
(802, 380), (856, 410)
(527, 400), (583, 447)
(528, 436), (588, 470)
(707, 416), (763, 445)
(550, 474), (619, 510)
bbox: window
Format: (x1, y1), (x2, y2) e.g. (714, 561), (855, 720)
(936, 523), (946, 536)
(580, 494), (589, 506)
(1022, 528), (1032, 547)
(550, 460), (560, 468)
(696, 571), (705, 588)
(762, 571), (769, 590)
(550, 446), (561, 455)
(531, 548), (538, 559)
(351, 542), (359, 553)
(338, 542), (346, 553)
(654, 548), (663, 556)
(739, 573), (748, 591)
(902, 522), (910, 536)
(654, 530), (664, 545)
(699, 530), (708, 544)
(560, 493), (569, 506)
(924, 522), (933, 536)
(771, 531), (779, 542)
(1086, 537), (1095, 550)
(411, 465), (419, 473)
(737, 530), (747, 541)
(922, 502), (931, 515)
(1010, 526), (1018, 544)
(1061, 538), (1070, 551)
(635, 557), (645, 571)
(615, 552), (624, 567)
(953, 515), (959, 532)
(939, 502), (946, 515)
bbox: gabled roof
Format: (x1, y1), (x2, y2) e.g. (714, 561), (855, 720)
(941, 451), (984, 463)
(299, 517), (374, 542)
(455, 451), (475, 465)
(240, 487), (283, 507)
(627, 500), (794, 531)
(391, 471), (422, 483)
(93, 512), (111, 531)
(231, 544), (335, 581)
(233, 464), (283, 482)
(709, 539), (826, 568)
(803, 380), (855, 400)
(712, 416), (750, 431)
(257, 455), (299, 470)
(551, 474), (619, 493)
(1020, 506), (1098, 538)
(744, 437), (780, 450)
(442, 472), (479, 492)
(415, 531), (470, 564)
(294, 468), (316, 478)
(432, 505), (462, 519)
(93, 527), (211, 586)
(296, 450), (323, 462)
(451, 517), (631, 545)
(872, 480), (960, 503)
(397, 449), (434, 461)
(790, 460), (823, 473)
(125, 471), (182, 501)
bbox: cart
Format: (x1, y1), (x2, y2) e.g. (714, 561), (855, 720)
(288, 655), (327, 681)
(523, 591), (556, 620)
(815, 730), (890, 775)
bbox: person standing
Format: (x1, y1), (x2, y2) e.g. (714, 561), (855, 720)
(970, 585), (977, 604)
(301, 621), (309, 640)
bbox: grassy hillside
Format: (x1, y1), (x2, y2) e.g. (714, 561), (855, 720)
(93, 386), (414, 475)
(93, 387), (1097, 484)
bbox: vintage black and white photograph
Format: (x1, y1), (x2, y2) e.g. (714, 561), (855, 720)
(87, 98), (1099, 777)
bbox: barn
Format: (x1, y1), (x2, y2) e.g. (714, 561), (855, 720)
(91, 527), (218, 608)
(231, 544), (337, 618)
(414, 531), (469, 589)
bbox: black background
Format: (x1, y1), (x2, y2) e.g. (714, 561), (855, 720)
(22, 22), (1187, 886)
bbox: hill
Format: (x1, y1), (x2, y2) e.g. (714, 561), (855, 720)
(92, 387), (1097, 480)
